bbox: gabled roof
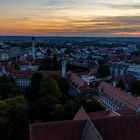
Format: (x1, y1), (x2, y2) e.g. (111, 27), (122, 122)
(67, 72), (89, 92)
(13, 71), (32, 79)
(88, 110), (120, 119)
(73, 107), (90, 120)
(81, 120), (103, 140)
(74, 107), (103, 140)
(30, 120), (86, 140)
(0, 60), (9, 66)
(74, 107), (121, 120)
(93, 115), (140, 140)
(67, 72), (87, 87)
(13, 70), (61, 80)
(98, 81), (140, 111)
(30, 107), (140, 140)
(116, 109), (136, 115)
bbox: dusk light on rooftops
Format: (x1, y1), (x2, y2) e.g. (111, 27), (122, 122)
(0, 0), (140, 36)
(1, 0), (140, 140)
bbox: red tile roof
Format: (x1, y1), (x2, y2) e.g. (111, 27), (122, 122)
(74, 107), (136, 120)
(67, 72), (87, 87)
(88, 110), (120, 119)
(5, 65), (15, 73)
(30, 120), (86, 140)
(0, 60), (9, 65)
(30, 108), (140, 140)
(99, 81), (140, 111)
(67, 71), (89, 92)
(73, 107), (90, 120)
(13, 70), (61, 79)
(14, 71), (32, 79)
(0, 63), (15, 74)
(74, 107), (122, 120)
(18, 60), (30, 66)
(116, 109), (136, 116)
(93, 115), (140, 140)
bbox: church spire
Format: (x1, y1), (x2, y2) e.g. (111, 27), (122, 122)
(32, 36), (36, 57)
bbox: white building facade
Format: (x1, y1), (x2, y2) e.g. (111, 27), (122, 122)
(15, 78), (31, 88)
(13, 71), (32, 88)
(98, 81), (140, 114)
(126, 65), (140, 79)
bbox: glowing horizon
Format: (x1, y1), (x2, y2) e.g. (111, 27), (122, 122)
(0, 0), (140, 36)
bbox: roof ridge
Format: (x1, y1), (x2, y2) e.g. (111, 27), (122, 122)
(80, 119), (103, 140)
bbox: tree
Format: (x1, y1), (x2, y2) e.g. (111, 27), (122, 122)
(0, 100), (11, 140)
(0, 96), (29, 140)
(81, 98), (105, 112)
(0, 83), (16, 99)
(58, 77), (70, 98)
(98, 64), (110, 78)
(29, 95), (57, 122)
(67, 64), (89, 72)
(52, 104), (65, 120)
(39, 76), (62, 99)
(26, 72), (43, 104)
(75, 89), (105, 112)
(130, 79), (140, 96)
(39, 56), (53, 70)
(12, 61), (20, 70)
(64, 100), (78, 119)
(52, 55), (60, 70)
(39, 55), (60, 70)
(131, 51), (140, 56)
(80, 88), (97, 100)
(0, 76), (22, 99)
(116, 79), (125, 90)
(5, 96), (29, 140)
(91, 81), (101, 89)
(30, 72), (43, 90)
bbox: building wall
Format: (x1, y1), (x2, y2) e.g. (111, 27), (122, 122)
(30, 65), (40, 71)
(110, 62), (129, 77)
(126, 66), (140, 78)
(20, 65), (30, 71)
(98, 90), (127, 111)
(15, 78), (31, 88)
(99, 95), (119, 110)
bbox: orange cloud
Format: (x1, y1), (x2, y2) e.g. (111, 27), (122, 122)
(114, 32), (140, 36)
(0, 15), (140, 36)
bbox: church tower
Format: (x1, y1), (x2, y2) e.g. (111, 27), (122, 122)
(32, 36), (36, 57)
(61, 60), (67, 77)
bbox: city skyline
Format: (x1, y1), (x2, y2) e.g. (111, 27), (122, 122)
(0, 0), (140, 36)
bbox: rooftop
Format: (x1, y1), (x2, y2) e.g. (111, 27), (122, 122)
(30, 107), (140, 140)
(98, 81), (140, 111)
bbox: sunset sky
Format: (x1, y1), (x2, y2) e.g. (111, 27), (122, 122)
(0, 0), (140, 36)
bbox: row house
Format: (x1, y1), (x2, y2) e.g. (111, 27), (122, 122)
(109, 62), (129, 77)
(19, 61), (30, 71)
(13, 71), (32, 88)
(126, 65), (140, 79)
(98, 81), (140, 114)
(19, 58), (43, 71)
(30, 107), (140, 140)
(67, 71), (89, 96)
